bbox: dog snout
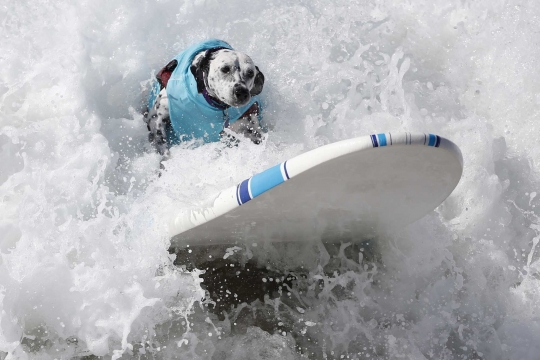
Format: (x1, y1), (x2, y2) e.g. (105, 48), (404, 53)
(233, 84), (249, 103)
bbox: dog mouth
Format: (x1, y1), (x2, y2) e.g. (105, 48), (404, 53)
(229, 98), (250, 107)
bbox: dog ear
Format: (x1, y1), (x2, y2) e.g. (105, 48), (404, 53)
(250, 66), (265, 96)
(190, 50), (212, 93)
(190, 47), (229, 94)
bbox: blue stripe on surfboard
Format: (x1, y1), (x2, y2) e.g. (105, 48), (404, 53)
(371, 134), (379, 147)
(377, 133), (387, 146)
(239, 179), (251, 204)
(428, 134), (436, 147)
(250, 163), (286, 198)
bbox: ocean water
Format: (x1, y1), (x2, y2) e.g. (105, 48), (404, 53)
(1, 0), (540, 359)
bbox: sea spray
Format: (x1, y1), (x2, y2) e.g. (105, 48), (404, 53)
(1, 0), (540, 358)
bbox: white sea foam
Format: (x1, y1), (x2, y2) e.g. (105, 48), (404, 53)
(1, 0), (540, 358)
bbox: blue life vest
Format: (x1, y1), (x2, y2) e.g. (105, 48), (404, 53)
(147, 39), (261, 145)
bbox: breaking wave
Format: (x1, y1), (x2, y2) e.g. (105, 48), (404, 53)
(1, 0), (540, 358)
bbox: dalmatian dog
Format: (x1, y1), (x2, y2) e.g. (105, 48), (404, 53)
(144, 43), (265, 158)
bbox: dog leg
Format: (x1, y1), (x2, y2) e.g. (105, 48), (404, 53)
(144, 88), (171, 158)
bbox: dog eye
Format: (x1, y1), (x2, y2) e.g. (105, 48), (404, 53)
(221, 66), (230, 73)
(246, 70), (254, 78)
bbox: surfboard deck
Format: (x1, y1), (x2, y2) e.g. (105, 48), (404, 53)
(169, 133), (463, 246)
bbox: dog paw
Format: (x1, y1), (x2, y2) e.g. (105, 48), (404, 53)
(219, 130), (240, 148)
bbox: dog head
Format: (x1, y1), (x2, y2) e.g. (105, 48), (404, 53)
(191, 48), (265, 107)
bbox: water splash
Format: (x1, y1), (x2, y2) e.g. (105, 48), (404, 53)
(1, 0), (540, 358)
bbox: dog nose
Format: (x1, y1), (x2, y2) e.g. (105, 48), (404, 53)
(233, 84), (249, 102)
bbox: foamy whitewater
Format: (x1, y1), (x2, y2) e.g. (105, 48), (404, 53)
(1, 0), (540, 359)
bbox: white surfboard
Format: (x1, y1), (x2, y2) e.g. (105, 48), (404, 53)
(169, 132), (463, 246)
